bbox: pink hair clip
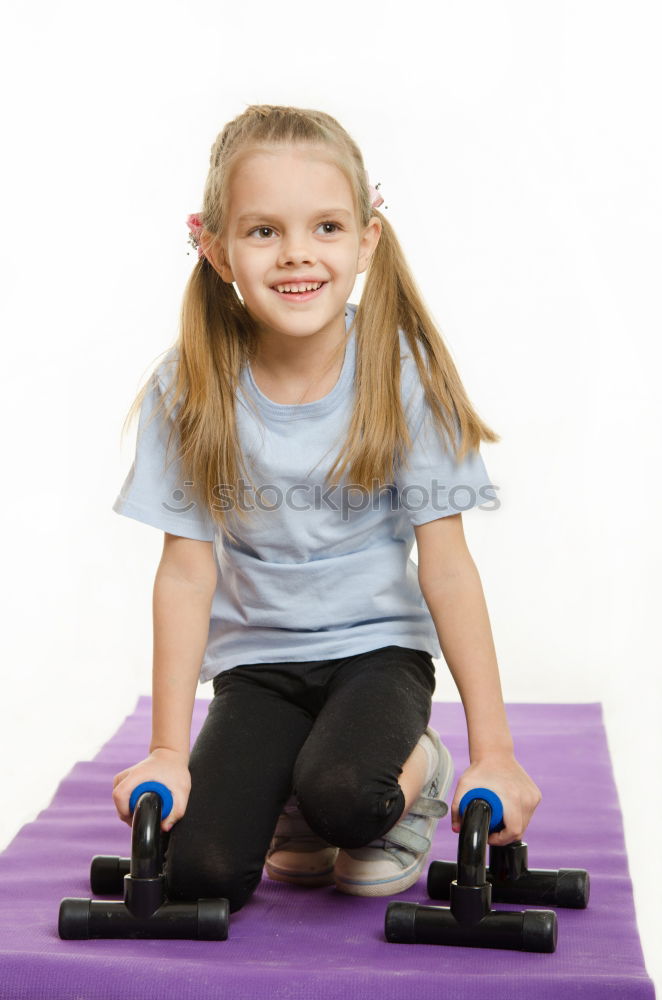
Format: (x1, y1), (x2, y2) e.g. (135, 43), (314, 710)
(366, 171), (385, 209)
(186, 213), (205, 258)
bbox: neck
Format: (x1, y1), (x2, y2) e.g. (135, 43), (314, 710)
(251, 314), (347, 383)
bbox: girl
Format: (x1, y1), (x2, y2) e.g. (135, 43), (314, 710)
(111, 104), (541, 912)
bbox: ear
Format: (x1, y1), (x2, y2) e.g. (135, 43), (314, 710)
(356, 216), (382, 275)
(200, 231), (234, 283)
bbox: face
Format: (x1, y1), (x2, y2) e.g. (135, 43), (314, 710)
(205, 144), (381, 347)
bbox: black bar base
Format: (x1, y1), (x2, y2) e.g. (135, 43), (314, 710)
(428, 845), (590, 910)
(59, 897), (229, 940)
(385, 901), (557, 952)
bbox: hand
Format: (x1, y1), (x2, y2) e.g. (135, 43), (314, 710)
(112, 748), (192, 832)
(449, 752), (542, 847)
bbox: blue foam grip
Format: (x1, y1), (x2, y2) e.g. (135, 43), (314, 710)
(458, 787), (505, 833)
(128, 781), (174, 821)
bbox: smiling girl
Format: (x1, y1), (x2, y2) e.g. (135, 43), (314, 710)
(111, 104), (541, 912)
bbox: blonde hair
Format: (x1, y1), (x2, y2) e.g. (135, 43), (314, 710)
(121, 104), (499, 546)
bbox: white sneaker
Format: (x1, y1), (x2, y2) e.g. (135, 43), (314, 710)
(333, 727), (454, 897)
(264, 793), (339, 887)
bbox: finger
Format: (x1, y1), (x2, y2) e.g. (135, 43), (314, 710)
(450, 785), (472, 833)
(488, 817), (523, 847)
(450, 793), (462, 830)
(450, 790), (470, 833)
(112, 789), (130, 824)
(116, 805), (131, 825)
(162, 809), (181, 833)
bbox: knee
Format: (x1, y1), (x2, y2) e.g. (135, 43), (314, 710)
(165, 836), (261, 914)
(294, 760), (404, 850)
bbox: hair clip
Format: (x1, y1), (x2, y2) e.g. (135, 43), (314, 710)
(186, 213), (205, 258)
(366, 171), (386, 209)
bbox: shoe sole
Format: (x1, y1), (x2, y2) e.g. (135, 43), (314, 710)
(333, 737), (454, 897)
(333, 851), (430, 896)
(264, 858), (337, 887)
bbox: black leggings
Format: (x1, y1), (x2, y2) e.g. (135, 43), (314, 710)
(164, 644), (436, 912)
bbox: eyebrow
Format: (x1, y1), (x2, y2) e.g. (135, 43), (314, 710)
(237, 208), (353, 224)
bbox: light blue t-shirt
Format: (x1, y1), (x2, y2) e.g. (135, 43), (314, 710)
(113, 302), (496, 682)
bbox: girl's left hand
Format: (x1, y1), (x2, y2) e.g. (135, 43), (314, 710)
(449, 752), (542, 847)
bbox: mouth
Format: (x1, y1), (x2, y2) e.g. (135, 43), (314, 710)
(271, 281), (328, 302)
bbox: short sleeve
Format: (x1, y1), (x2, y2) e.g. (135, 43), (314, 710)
(394, 374), (497, 527)
(112, 364), (216, 542)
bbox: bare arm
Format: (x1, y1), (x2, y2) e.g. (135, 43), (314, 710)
(150, 533), (218, 759)
(415, 513), (513, 760)
(112, 532), (217, 828)
(415, 513), (541, 845)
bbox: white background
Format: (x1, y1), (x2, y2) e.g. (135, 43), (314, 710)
(1, 0), (660, 989)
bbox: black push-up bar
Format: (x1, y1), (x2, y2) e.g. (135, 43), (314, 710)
(58, 781), (230, 940)
(385, 787), (590, 952)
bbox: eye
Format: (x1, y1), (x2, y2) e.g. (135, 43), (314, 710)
(249, 226), (276, 240)
(317, 221), (341, 234)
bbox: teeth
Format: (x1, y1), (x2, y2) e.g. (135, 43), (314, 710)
(275, 282), (323, 293)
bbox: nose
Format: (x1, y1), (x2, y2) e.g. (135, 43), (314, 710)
(277, 230), (317, 268)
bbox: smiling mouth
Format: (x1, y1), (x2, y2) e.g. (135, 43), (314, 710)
(271, 282), (328, 301)
(272, 281), (327, 294)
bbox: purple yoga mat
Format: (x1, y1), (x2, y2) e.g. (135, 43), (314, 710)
(0, 698), (655, 1000)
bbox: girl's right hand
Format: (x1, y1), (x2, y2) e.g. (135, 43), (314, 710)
(112, 748), (192, 832)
